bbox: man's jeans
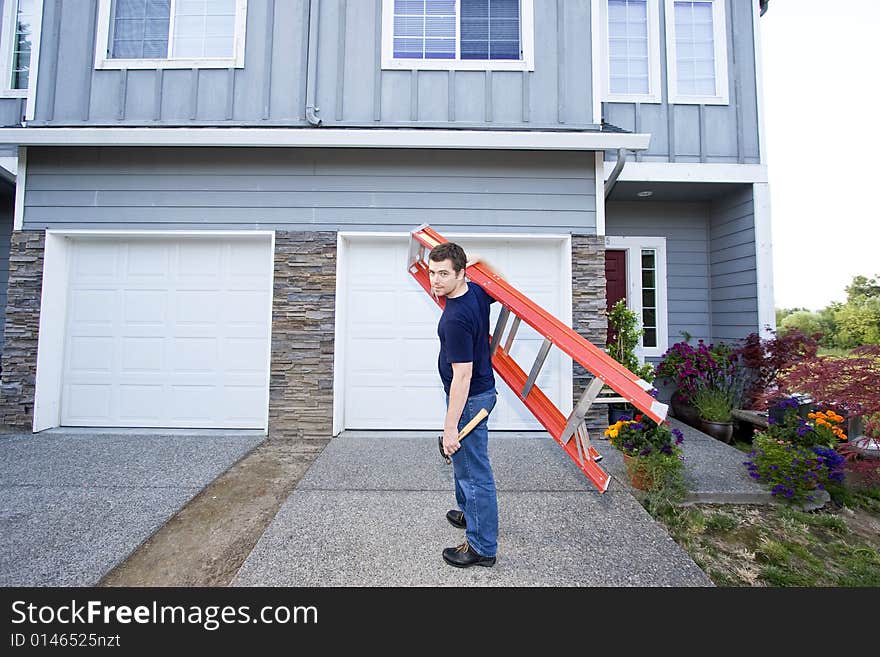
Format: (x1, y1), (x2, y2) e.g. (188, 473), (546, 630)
(448, 388), (498, 558)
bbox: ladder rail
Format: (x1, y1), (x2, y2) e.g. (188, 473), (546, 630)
(410, 225), (667, 424)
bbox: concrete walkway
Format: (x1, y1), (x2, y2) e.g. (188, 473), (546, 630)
(233, 420), (757, 587)
(0, 429), (264, 586)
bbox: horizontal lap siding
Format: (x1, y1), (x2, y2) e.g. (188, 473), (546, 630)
(710, 187), (758, 342)
(605, 201), (711, 347)
(22, 147), (597, 233)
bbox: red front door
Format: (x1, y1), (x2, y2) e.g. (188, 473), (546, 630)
(605, 249), (627, 344)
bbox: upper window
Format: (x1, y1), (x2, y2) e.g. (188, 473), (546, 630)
(602, 0), (662, 103)
(381, 0), (535, 71)
(0, 0), (41, 97)
(94, 0), (247, 69)
(664, 0), (728, 104)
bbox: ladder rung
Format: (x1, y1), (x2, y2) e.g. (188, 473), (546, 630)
(489, 306), (510, 358)
(504, 315), (521, 353)
(559, 377), (605, 445)
(521, 337), (552, 399)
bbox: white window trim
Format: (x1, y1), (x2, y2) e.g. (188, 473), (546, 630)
(94, 0), (248, 70)
(600, 0), (662, 104)
(0, 0), (43, 100)
(381, 0), (535, 71)
(604, 235), (669, 358)
(664, 0), (729, 105)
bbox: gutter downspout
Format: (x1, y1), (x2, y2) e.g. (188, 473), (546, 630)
(305, 0), (323, 126)
(604, 148), (627, 200)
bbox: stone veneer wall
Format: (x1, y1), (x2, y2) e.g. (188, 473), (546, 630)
(571, 235), (608, 436)
(0, 231), (45, 429)
(268, 232), (337, 453)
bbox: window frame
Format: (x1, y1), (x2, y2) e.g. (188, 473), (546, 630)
(604, 235), (669, 359)
(94, 0), (248, 70)
(0, 0), (43, 98)
(664, 0), (729, 105)
(600, 0), (662, 104)
(381, 0), (535, 71)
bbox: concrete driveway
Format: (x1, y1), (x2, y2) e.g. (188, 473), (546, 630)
(0, 428), (264, 586)
(232, 430), (714, 586)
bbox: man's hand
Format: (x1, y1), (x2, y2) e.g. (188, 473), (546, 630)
(442, 427), (461, 456)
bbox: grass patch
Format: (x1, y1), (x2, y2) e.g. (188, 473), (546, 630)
(644, 500), (880, 587)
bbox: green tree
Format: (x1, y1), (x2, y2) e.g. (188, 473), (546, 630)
(779, 310), (823, 338)
(776, 307), (808, 327)
(845, 274), (880, 302)
(833, 298), (880, 348)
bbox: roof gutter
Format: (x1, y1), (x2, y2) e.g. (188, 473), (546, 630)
(0, 127), (652, 151)
(604, 148), (628, 199)
(305, 0), (323, 126)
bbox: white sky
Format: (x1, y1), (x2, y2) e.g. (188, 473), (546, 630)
(761, 1), (880, 311)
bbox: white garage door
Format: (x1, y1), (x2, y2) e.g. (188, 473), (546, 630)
(60, 237), (273, 428)
(341, 235), (572, 430)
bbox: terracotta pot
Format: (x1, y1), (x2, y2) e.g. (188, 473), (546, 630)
(699, 419), (734, 444)
(622, 453), (654, 491)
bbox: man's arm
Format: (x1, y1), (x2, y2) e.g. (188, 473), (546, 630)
(442, 361), (473, 456)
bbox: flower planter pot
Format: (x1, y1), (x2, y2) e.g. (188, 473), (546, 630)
(608, 404), (634, 425)
(622, 453), (654, 491)
(670, 396), (700, 428)
(699, 419), (734, 444)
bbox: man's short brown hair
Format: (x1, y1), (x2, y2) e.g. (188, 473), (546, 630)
(429, 242), (467, 273)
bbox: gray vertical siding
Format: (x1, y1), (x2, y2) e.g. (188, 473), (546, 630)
(606, 201), (711, 346)
(604, 0), (761, 164)
(22, 146), (597, 232)
(31, 0), (600, 129)
(709, 186), (758, 341)
(0, 188), (13, 354)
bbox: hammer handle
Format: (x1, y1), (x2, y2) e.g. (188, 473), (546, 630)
(458, 408), (489, 440)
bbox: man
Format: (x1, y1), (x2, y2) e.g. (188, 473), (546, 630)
(428, 242), (499, 568)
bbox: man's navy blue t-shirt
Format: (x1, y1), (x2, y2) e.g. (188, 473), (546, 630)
(437, 282), (496, 397)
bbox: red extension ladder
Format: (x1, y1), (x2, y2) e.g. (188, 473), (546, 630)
(408, 225), (668, 493)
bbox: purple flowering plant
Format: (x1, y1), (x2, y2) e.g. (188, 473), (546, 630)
(604, 414), (685, 458)
(744, 434), (845, 505)
(655, 339), (738, 404)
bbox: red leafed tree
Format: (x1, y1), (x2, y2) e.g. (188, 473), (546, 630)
(736, 330), (820, 408)
(776, 348), (880, 416)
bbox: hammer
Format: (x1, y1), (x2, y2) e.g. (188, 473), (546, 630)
(438, 408), (489, 465)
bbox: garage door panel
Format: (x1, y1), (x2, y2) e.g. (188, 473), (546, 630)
(121, 339), (163, 372)
(221, 386), (266, 421)
(66, 384), (113, 419)
(71, 290), (116, 323)
(119, 385), (163, 419)
(123, 290), (167, 323)
(177, 292), (220, 323)
(223, 338), (268, 372)
(178, 243), (221, 275)
(61, 238), (272, 429)
(127, 242), (170, 276)
(68, 336), (114, 372)
(170, 386), (218, 420)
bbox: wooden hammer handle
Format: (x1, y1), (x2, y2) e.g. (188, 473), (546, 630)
(458, 408), (489, 440)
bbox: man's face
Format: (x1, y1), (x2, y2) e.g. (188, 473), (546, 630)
(428, 258), (465, 297)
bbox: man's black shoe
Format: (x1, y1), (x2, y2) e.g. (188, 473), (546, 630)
(442, 541), (496, 568)
(446, 509), (466, 529)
